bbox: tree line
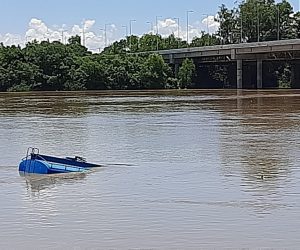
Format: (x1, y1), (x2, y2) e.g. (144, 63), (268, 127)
(0, 0), (298, 91)
(0, 36), (195, 91)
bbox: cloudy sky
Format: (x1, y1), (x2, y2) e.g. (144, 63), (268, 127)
(0, 0), (299, 52)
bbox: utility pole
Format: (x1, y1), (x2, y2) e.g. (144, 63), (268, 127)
(202, 14), (209, 34)
(104, 23), (112, 48)
(173, 17), (180, 48)
(219, 12), (223, 44)
(186, 10), (194, 46)
(82, 22), (86, 47)
(240, 12), (243, 43)
(277, 5), (280, 40)
(60, 29), (67, 44)
(146, 21), (153, 33)
(156, 16), (162, 50)
(122, 25), (128, 37)
(257, 4), (260, 42)
(129, 19), (136, 51)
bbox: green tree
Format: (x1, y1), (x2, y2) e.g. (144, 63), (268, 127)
(217, 0), (295, 43)
(67, 35), (90, 57)
(77, 56), (106, 90)
(140, 54), (172, 89)
(23, 41), (73, 90)
(139, 34), (158, 51)
(64, 66), (87, 91)
(276, 62), (292, 88)
(216, 4), (240, 44)
(191, 32), (221, 47)
(178, 58), (196, 89)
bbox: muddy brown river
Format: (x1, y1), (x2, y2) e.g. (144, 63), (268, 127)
(0, 90), (299, 249)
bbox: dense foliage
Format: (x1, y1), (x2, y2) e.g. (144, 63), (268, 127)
(178, 59), (196, 89)
(216, 0), (297, 43)
(0, 36), (182, 91)
(103, 33), (220, 54)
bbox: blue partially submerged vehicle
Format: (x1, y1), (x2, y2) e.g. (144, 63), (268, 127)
(19, 147), (100, 174)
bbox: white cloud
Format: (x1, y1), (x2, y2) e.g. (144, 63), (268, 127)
(152, 16), (220, 42)
(201, 15), (220, 34)
(156, 18), (180, 38)
(0, 33), (24, 47)
(28, 18), (48, 34)
(25, 18), (57, 42)
(83, 20), (95, 31)
(0, 16), (220, 51)
(23, 18), (111, 51)
(71, 24), (82, 35)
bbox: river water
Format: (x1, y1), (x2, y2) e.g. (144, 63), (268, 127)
(0, 90), (299, 249)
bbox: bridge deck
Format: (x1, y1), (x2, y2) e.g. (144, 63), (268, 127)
(158, 39), (300, 61)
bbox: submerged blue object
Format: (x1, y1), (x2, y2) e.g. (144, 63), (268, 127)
(19, 147), (100, 174)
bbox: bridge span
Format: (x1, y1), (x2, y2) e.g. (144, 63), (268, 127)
(158, 39), (300, 89)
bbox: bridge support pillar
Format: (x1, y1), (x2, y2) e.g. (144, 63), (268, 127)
(257, 59), (263, 89)
(291, 61), (300, 89)
(237, 60), (243, 89)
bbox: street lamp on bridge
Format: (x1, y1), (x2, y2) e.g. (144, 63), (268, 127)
(129, 19), (136, 51)
(186, 10), (194, 46)
(146, 21), (153, 33)
(104, 23), (112, 48)
(156, 15), (162, 50)
(122, 25), (128, 38)
(173, 17), (180, 48)
(202, 14), (210, 34)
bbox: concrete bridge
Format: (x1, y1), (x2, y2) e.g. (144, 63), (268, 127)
(158, 39), (300, 89)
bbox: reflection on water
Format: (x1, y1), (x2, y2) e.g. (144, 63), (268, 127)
(20, 172), (88, 194)
(0, 90), (300, 249)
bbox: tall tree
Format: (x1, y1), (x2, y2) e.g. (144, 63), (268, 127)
(217, 0), (295, 43)
(178, 58), (196, 89)
(140, 54), (172, 89)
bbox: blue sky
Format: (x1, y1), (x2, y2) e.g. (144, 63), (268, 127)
(1, 0), (235, 34)
(1, 0), (298, 34)
(0, 0), (299, 50)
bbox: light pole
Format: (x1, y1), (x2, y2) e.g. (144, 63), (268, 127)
(186, 10), (194, 45)
(104, 23), (112, 48)
(129, 19), (136, 36)
(147, 21), (154, 50)
(146, 21), (153, 33)
(173, 17), (180, 39)
(129, 19), (136, 51)
(173, 17), (180, 48)
(44, 28), (50, 42)
(235, 0), (243, 43)
(156, 15), (162, 50)
(240, 12), (243, 43)
(60, 29), (67, 44)
(99, 28), (105, 48)
(219, 11), (224, 44)
(202, 14), (209, 34)
(122, 25), (128, 37)
(161, 19), (174, 48)
(82, 22), (86, 47)
(277, 4), (280, 40)
(257, 4), (260, 42)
